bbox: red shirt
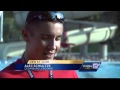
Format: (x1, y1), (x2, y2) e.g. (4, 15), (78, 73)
(0, 59), (78, 78)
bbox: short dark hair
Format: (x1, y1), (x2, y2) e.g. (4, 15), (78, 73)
(25, 11), (65, 28)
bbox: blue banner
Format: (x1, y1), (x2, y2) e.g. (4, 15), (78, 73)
(13, 62), (101, 72)
(13, 64), (82, 70)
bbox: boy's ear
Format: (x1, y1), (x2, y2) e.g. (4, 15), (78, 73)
(21, 28), (29, 42)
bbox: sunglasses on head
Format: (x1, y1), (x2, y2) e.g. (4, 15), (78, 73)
(25, 11), (65, 28)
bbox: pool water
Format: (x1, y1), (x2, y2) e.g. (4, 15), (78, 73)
(0, 57), (19, 71)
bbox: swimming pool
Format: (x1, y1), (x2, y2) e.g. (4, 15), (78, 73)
(0, 57), (19, 71)
(0, 58), (120, 78)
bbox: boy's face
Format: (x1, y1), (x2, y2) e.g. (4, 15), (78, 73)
(26, 22), (63, 60)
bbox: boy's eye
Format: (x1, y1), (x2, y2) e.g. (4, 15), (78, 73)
(41, 36), (49, 39)
(56, 36), (62, 41)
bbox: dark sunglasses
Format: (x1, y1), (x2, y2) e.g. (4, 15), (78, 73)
(25, 11), (65, 28)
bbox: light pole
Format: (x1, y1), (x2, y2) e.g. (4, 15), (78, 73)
(0, 11), (3, 42)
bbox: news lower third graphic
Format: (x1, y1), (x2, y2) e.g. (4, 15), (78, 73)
(13, 60), (101, 72)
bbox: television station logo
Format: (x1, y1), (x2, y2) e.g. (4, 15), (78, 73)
(79, 62), (101, 71)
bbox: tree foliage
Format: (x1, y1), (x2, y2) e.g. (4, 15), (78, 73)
(3, 11), (23, 43)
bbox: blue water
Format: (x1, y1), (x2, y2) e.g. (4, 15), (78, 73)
(0, 58), (120, 78)
(0, 57), (19, 71)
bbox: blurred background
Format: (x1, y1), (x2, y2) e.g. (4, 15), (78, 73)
(0, 11), (120, 78)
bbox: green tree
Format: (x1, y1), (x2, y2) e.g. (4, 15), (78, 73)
(3, 11), (23, 43)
